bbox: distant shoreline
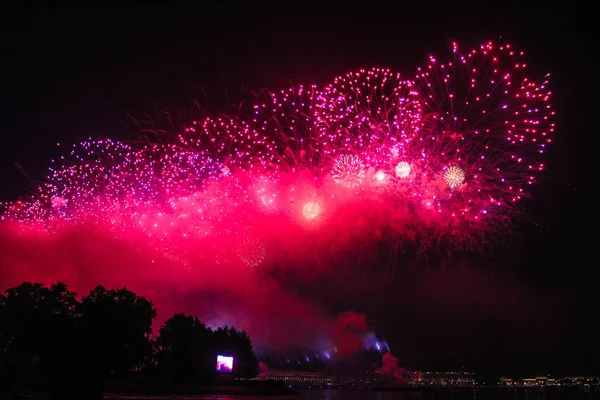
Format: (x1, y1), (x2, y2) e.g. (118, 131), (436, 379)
(105, 393), (300, 400)
(1, 382), (299, 399)
(103, 384), (299, 397)
(371, 386), (437, 392)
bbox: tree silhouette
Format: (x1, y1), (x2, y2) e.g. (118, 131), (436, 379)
(1, 282), (261, 396)
(157, 316), (259, 383)
(79, 285), (156, 378)
(0, 282), (79, 394)
(157, 313), (214, 383)
(212, 326), (258, 378)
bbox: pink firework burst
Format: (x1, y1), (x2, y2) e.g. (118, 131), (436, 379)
(411, 41), (553, 223)
(1, 41), (554, 263)
(316, 68), (424, 169)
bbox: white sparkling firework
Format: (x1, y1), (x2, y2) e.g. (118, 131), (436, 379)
(394, 162), (411, 178)
(444, 166), (465, 188)
(331, 155), (366, 188)
(374, 170), (386, 182)
(302, 201), (321, 219)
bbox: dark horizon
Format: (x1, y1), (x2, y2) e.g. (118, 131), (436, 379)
(1, 4), (597, 378)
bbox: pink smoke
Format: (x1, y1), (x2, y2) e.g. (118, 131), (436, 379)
(330, 311), (371, 356)
(376, 352), (408, 384)
(258, 362), (269, 379)
(0, 226), (334, 350)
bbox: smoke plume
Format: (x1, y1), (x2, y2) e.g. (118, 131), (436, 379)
(0, 226), (334, 350)
(258, 362), (269, 379)
(330, 311), (371, 356)
(376, 352), (408, 383)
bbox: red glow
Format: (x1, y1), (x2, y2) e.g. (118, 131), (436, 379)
(0, 41), (554, 349)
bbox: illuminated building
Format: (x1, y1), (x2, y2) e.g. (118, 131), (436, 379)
(514, 376), (557, 387)
(266, 371), (329, 384)
(499, 375), (600, 387)
(264, 370), (480, 388)
(499, 377), (514, 387)
(408, 371), (476, 387)
(264, 371), (385, 388)
(562, 376), (600, 386)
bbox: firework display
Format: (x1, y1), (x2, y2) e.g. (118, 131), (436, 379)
(331, 155), (366, 188)
(1, 42), (554, 268)
(444, 166), (465, 189)
(394, 162), (411, 179)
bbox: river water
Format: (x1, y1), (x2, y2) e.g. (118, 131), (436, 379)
(109, 388), (597, 400)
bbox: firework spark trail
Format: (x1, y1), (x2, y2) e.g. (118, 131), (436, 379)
(1, 41), (554, 259)
(0, 42), (554, 348)
(252, 85), (323, 170)
(316, 68), (424, 166)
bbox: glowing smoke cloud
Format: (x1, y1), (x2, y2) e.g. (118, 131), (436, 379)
(0, 227), (333, 351)
(376, 352), (408, 383)
(258, 362), (269, 379)
(0, 41), (554, 351)
(330, 311), (372, 356)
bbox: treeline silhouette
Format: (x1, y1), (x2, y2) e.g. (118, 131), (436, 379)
(0, 282), (259, 399)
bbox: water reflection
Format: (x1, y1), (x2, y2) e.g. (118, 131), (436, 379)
(302, 388), (594, 400)
(108, 388), (596, 400)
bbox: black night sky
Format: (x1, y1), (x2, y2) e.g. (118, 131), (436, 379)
(1, 4), (597, 378)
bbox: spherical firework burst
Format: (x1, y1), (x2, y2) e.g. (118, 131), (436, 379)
(302, 201), (321, 219)
(331, 155), (366, 188)
(444, 166), (465, 188)
(316, 68), (424, 169)
(394, 162), (411, 178)
(412, 41), (553, 226)
(237, 237), (266, 267)
(374, 170), (386, 182)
